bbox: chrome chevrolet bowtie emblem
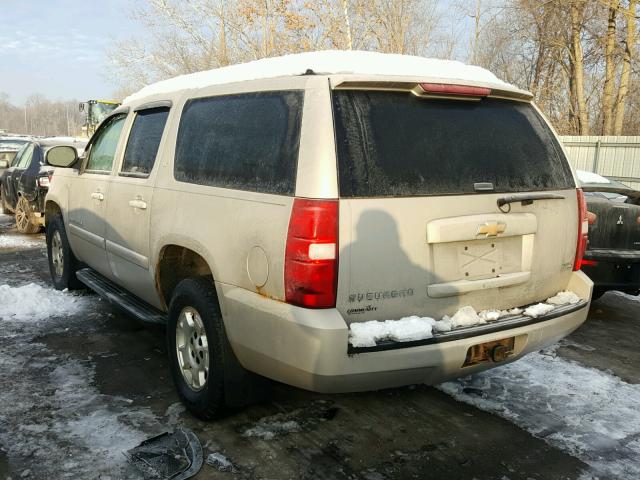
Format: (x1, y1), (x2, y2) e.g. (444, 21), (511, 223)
(477, 221), (506, 237)
(617, 215), (624, 225)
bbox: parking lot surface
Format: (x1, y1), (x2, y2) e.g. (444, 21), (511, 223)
(1, 213), (639, 479)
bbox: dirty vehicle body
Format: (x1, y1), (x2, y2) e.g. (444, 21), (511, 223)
(44, 52), (593, 418)
(578, 170), (640, 298)
(0, 139), (86, 232)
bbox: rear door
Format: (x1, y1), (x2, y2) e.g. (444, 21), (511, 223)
(6, 143), (34, 206)
(332, 88), (578, 323)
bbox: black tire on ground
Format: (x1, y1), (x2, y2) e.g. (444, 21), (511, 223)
(15, 196), (41, 234)
(46, 214), (83, 290)
(591, 288), (606, 301)
(167, 277), (227, 419)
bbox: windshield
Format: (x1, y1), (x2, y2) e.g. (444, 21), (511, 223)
(332, 91), (575, 197)
(90, 102), (119, 125)
(0, 138), (30, 150)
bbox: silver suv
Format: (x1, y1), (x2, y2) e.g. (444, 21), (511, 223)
(44, 51), (593, 418)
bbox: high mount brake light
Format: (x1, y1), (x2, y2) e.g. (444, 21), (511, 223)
(285, 198), (338, 308)
(419, 83), (491, 97)
(574, 188), (588, 271)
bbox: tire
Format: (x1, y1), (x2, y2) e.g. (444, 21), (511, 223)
(46, 214), (83, 290)
(15, 196), (41, 234)
(591, 288), (606, 301)
(167, 277), (227, 419)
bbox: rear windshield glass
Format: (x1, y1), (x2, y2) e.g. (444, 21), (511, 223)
(332, 91), (575, 197)
(174, 91), (303, 195)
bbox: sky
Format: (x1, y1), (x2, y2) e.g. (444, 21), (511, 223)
(0, 0), (141, 105)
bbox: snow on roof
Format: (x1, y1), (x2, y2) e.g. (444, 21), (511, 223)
(123, 50), (518, 104)
(576, 170), (611, 184)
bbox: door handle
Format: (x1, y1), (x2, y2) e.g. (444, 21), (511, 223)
(91, 192), (104, 201)
(129, 199), (147, 210)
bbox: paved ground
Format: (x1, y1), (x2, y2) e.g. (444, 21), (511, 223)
(1, 212), (639, 480)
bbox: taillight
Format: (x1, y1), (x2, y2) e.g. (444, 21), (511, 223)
(574, 188), (588, 271)
(419, 83), (491, 97)
(285, 198), (338, 308)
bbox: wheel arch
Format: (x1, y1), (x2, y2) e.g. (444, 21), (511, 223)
(154, 241), (219, 310)
(44, 200), (63, 227)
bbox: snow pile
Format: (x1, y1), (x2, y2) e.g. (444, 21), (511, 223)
(349, 316), (436, 348)
(439, 345), (640, 478)
(547, 291), (581, 306)
(0, 283), (88, 321)
(124, 50), (518, 103)
(523, 303), (556, 318)
(348, 291), (582, 347)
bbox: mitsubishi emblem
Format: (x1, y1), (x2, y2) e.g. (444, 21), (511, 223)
(617, 215), (624, 225)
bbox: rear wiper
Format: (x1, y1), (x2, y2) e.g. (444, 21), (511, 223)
(497, 193), (565, 210)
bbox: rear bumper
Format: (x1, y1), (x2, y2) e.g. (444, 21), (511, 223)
(219, 271), (593, 393)
(582, 251), (640, 292)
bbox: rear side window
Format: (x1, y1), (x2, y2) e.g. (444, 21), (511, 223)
(174, 91), (303, 195)
(121, 107), (170, 176)
(333, 91), (574, 197)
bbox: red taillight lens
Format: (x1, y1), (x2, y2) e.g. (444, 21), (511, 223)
(574, 188), (588, 271)
(285, 198), (338, 308)
(37, 176), (50, 187)
(419, 83), (491, 97)
(581, 259), (598, 267)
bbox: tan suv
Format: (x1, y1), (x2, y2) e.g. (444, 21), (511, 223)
(44, 51), (593, 419)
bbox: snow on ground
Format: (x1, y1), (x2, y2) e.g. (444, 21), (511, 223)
(439, 344), (640, 479)
(243, 416), (301, 440)
(124, 50), (518, 103)
(0, 281), (160, 478)
(349, 291), (581, 347)
(0, 283), (88, 321)
(0, 233), (42, 249)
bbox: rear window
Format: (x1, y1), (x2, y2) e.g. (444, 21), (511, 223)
(174, 91), (303, 195)
(333, 91), (574, 197)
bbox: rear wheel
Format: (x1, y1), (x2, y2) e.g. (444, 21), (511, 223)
(167, 277), (226, 419)
(15, 196), (41, 234)
(46, 214), (83, 290)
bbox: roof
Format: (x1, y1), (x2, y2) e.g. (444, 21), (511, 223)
(123, 50), (521, 104)
(38, 138), (87, 149)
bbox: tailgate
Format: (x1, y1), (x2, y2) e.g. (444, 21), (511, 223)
(332, 88), (578, 324)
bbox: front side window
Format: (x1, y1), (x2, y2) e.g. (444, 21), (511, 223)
(16, 143), (35, 169)
(121, 107), (170, 176)
(174, 91), (303, 195)
(85, 114), (126, 172)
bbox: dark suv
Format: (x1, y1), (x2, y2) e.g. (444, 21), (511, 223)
(0, 139), (86, 233)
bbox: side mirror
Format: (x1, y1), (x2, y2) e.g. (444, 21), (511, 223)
(0, 159), (8, 169)
(46, 145), (78, 168)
